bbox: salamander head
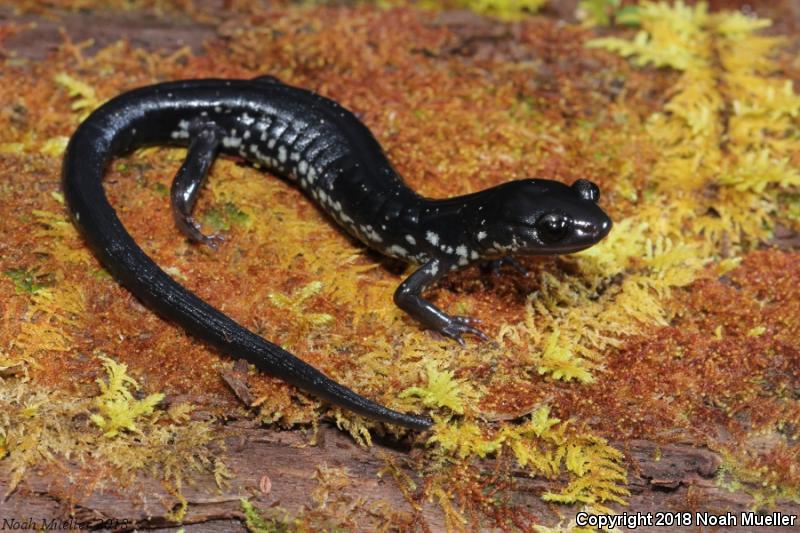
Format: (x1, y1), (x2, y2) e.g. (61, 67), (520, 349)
(475, 178), (612, 256)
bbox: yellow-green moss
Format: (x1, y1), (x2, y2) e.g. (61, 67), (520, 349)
(90, 354), (165, 437)
(577, 0), (640, 27)
(382, 0), (546, 20)
(399, 360), (477, 414)
(0, 360), (226, 503)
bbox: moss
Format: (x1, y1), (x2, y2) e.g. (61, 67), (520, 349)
(90, 354), (165, 437)
(2, 0), (800, 528)
(578, 0), (641, 27)
(427, 405), (628, 513)
(0, 359), (225, 504)
(384, 0), (547, 21)
(717, 446), (800, 509)
(399, 360), (477, 415)
(241, 499), (294, 533)
(450, 0), (547, 21)
(3, 267), (53, 294)
(53, 72), (101, 120)
(202, 201), (250, 231)
(267, 280), (334, 328)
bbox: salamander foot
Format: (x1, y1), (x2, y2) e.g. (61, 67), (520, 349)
(395, 259), (491, 346)
(180, 215), (225, 250)
(439, 316), (489, 346)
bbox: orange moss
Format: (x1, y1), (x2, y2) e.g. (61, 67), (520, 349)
(551, 249), (800, 473)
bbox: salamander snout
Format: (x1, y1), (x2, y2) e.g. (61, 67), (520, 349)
(532, 205), (611, 254)
(575, 216), (612, 241)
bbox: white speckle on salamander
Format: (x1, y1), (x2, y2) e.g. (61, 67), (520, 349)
(360, 225), (383, 243)
(492, 241), (514, 253)
(222, 136), (242, 148)
(298, 160), (308, 175)
(477, 231), (487, 241)
(241, 113), (255, 126)
(278, 146), (287, 163)
(268, 138), (277, 149)
(405, 235), (416, 246)
(243, 130), (251, 140)
(426, 231), (439, 246)
(387, 244), (408, 257)
(425, 262), (438, 276)
(178, 119), (190, 130)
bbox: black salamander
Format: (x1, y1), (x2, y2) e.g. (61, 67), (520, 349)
(62, 77), (612, 431)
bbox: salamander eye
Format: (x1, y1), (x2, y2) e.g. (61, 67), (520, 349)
(536, 213), (570, 243)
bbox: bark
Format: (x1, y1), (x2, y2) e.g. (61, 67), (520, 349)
(4, 422), (799, 532)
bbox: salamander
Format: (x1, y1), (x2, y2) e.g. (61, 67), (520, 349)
(62, 77), (612, 431)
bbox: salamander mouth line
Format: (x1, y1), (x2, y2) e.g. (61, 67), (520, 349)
(62, 76), (612, 430)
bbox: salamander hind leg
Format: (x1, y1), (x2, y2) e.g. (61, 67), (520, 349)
(393, 259), (489, 346)
(170, 123), (225, 249)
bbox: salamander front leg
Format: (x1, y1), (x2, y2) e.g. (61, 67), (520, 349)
(170, 125), (224, 249)
(394, 259), (489, 345)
